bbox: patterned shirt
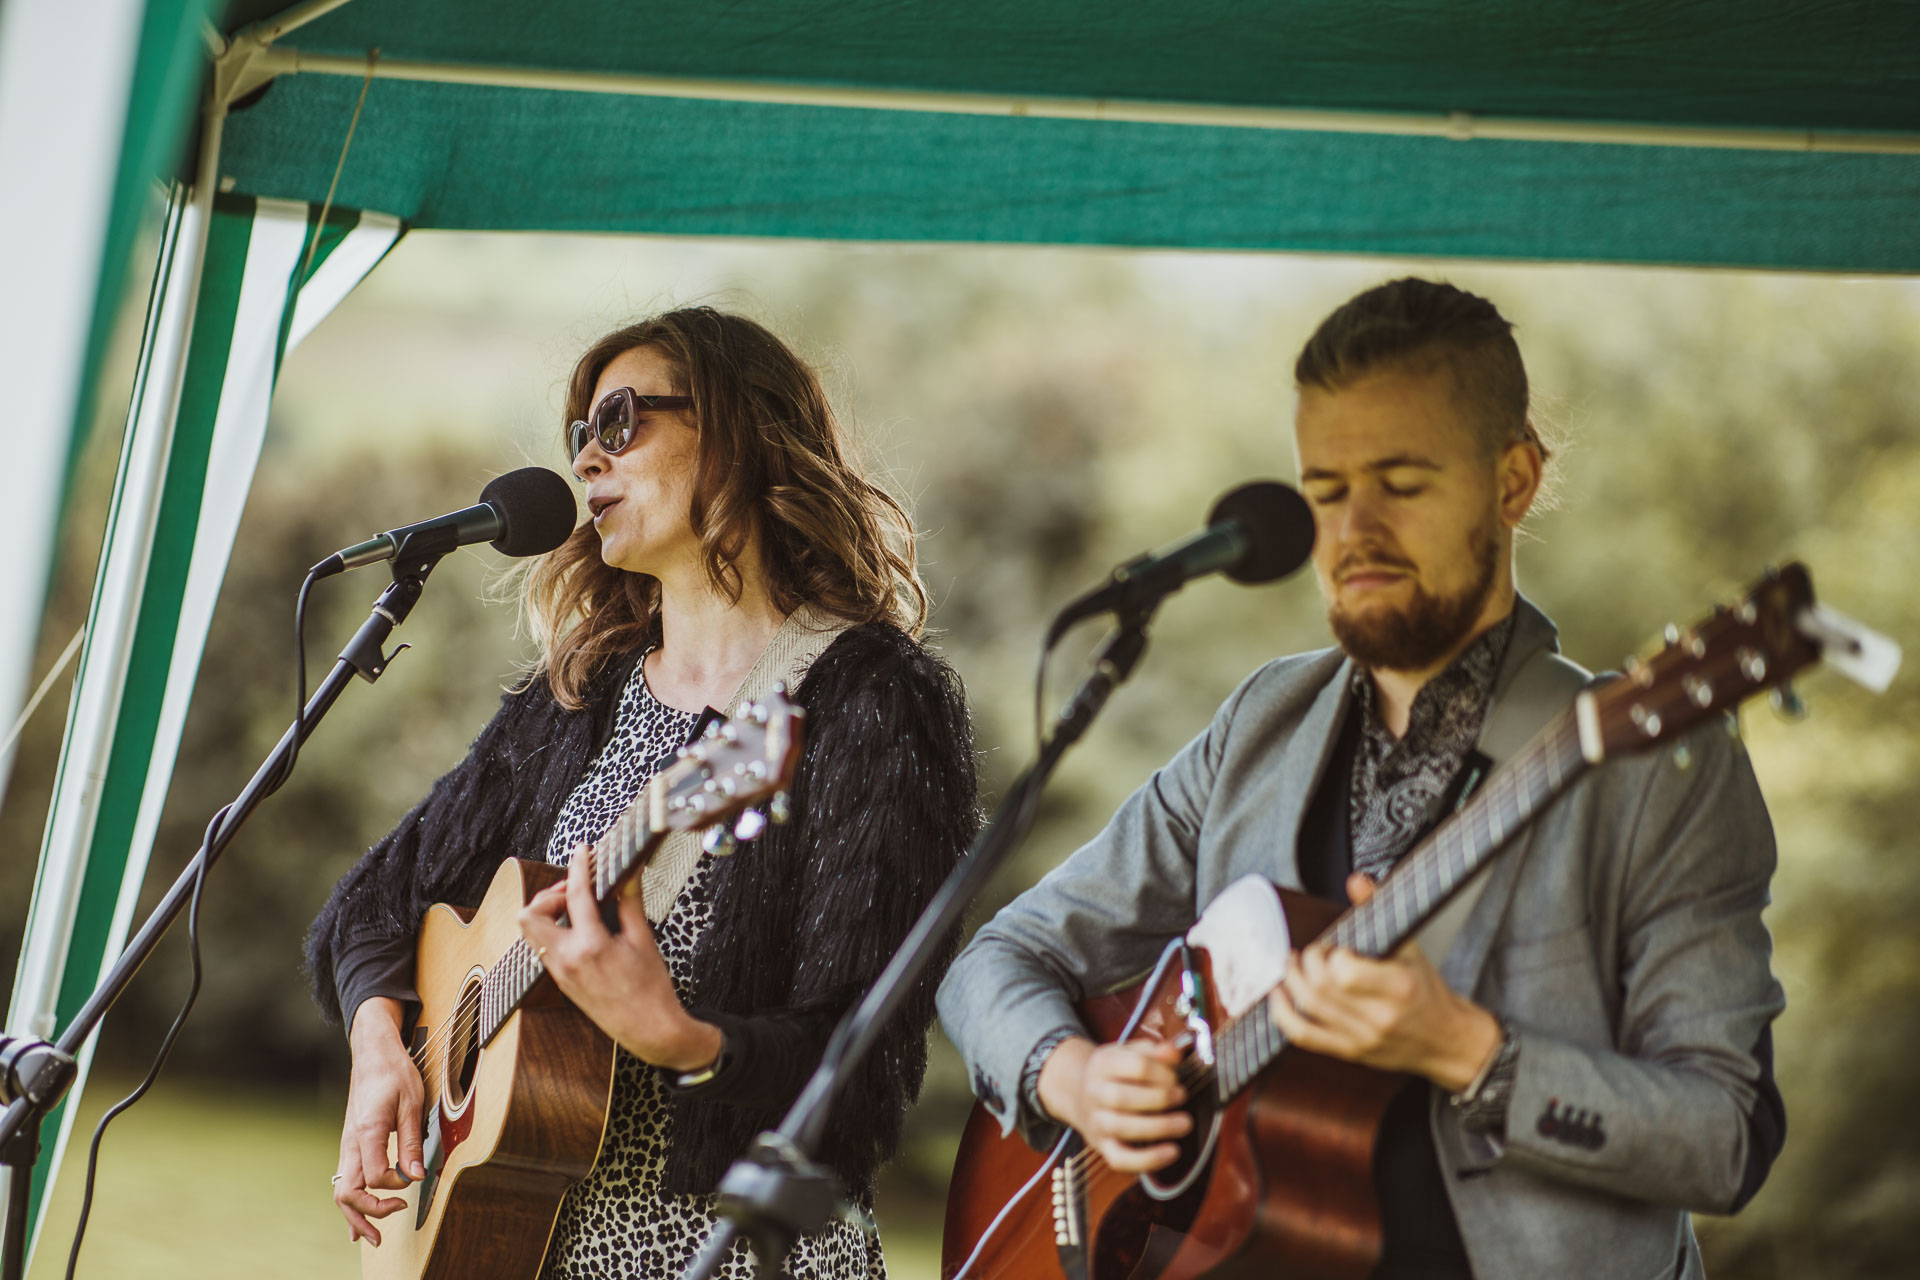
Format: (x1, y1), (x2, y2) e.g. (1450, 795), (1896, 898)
(1346, 614), (1515, 884)
(539, 655), (884, 1280)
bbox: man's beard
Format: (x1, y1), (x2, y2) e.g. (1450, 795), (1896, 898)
(1328, 521), (1499, 672)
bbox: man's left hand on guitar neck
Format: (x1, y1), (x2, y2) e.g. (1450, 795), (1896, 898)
(1267, 873), (1502, 1095)
(518, 846), (724, 1075)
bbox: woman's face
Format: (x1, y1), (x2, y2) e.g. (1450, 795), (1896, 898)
(572, 345), (701, 578)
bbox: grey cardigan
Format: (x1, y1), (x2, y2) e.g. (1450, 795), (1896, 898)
(938, 600), (1784, 1280)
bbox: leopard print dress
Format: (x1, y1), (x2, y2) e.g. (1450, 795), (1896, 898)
(537, 653), (887, 1280)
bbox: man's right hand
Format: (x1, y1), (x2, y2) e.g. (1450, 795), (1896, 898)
(1035, 1036), (1193, 1173)
(334, 997), (427, 1246)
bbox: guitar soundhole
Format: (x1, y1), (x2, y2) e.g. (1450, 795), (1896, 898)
(1143, 1077), (1219, 1197)
(444, 975), (483, 1110)
(1095, 1082), (1218, 1280)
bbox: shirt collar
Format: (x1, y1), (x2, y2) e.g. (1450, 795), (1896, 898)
(1350, 610), (1517, 749)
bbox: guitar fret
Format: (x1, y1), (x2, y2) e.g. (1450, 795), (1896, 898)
(1213, 693), (1752, 1107)
(1353, 711), (1584, 963)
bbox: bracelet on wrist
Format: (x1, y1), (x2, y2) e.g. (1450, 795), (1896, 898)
(671, 1026), (729, 1089)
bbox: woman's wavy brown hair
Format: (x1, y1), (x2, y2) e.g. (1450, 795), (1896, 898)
(523, 307), (929, 709)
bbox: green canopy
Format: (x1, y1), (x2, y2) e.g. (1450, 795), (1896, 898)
(213, 0), (1920, 271)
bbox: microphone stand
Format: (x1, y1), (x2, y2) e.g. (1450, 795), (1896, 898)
(681, 598), (1160, 1280)
(0, 541), (449, 1280)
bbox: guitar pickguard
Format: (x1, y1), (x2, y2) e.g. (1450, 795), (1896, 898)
(1185, 876), (1291, 1021)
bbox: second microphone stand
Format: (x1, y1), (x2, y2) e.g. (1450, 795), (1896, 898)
(682, 600), (1159, 1280)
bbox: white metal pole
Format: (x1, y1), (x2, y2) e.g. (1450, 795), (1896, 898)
(0, 95), (225, 1265)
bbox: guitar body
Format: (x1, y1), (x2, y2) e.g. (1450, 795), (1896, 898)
(362, 858), (617, 1280)
(942, 887), (1405, 1280)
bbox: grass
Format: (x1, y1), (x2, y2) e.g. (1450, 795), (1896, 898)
(27, 1078), (359, 1280)
(24, 1077), (945, 1280)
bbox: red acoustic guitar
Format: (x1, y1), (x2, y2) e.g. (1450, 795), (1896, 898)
(942, 564), (1896, 1280)
(360, 691), (805, 1280)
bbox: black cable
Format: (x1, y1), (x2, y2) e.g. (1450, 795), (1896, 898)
(60, 569), (318, 1274)
(1034, 637), (1050, 755)
(62, 805), (218, 1280)
(267, 569), (319, 792)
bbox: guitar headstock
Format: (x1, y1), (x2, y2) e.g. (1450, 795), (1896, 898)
(1576, 563), (1821, 763)
(654, 687), (805, 846)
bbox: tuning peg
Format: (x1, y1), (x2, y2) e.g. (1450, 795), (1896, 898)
(702, 825), (738, 855)
(769, 791), (792, 825)
(1770, 682), (1808, 720)
(733, 808), (769, 842)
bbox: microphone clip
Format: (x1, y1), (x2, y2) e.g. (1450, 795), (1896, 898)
(338, 541), (447, 683)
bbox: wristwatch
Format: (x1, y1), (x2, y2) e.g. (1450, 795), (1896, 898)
(1449, 1018), (1519, 1137)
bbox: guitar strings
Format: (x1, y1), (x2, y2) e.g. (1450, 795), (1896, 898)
(1046, 728), (1578, 1190)
(390, 730), (788, 1095)
(398, 793), (660, 1091)
(404, 930), (541, 1087)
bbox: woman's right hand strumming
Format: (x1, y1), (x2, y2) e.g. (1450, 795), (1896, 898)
(334, 997), (428, 1246)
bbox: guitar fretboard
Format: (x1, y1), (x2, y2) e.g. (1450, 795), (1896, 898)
(1211, 712), (1589, 1099)
(475, 781), (665, 1047)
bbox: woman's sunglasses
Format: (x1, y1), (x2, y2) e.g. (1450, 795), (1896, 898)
(568, 387), (694, 462)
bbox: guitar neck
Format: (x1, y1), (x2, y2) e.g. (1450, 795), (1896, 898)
(475, 779), (668, 1047)
(1212, 710), (1590, 1098)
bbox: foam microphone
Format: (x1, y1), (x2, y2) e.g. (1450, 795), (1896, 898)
(310, 467), (579, 579)
(1046, 480), (1316, 643)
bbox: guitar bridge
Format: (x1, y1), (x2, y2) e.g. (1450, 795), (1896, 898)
(1050, 1147), (1088, 1280)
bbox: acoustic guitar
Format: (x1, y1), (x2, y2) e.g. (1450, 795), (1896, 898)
(360, 691), (805, 1280)
(942, 563), (1895, 1280)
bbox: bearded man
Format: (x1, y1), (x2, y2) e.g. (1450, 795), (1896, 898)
(938, 279), (1786, 1279)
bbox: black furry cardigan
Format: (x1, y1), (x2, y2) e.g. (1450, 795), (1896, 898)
(304, 622), (978, 1195)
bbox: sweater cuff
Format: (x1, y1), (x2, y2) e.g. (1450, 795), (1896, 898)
(663, 1007), (837, 1109)
(335, 932), (420, 1040)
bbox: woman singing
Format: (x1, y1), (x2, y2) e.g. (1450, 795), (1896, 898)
(306, 308), (978, 1279)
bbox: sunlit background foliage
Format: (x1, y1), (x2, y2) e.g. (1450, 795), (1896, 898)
(4, 236), (1916, 1277)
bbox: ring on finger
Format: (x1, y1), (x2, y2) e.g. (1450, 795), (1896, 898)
(330, 1174), (345, 1186)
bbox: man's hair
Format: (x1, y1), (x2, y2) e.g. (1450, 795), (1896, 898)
(1294, 278), (1547, 462)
